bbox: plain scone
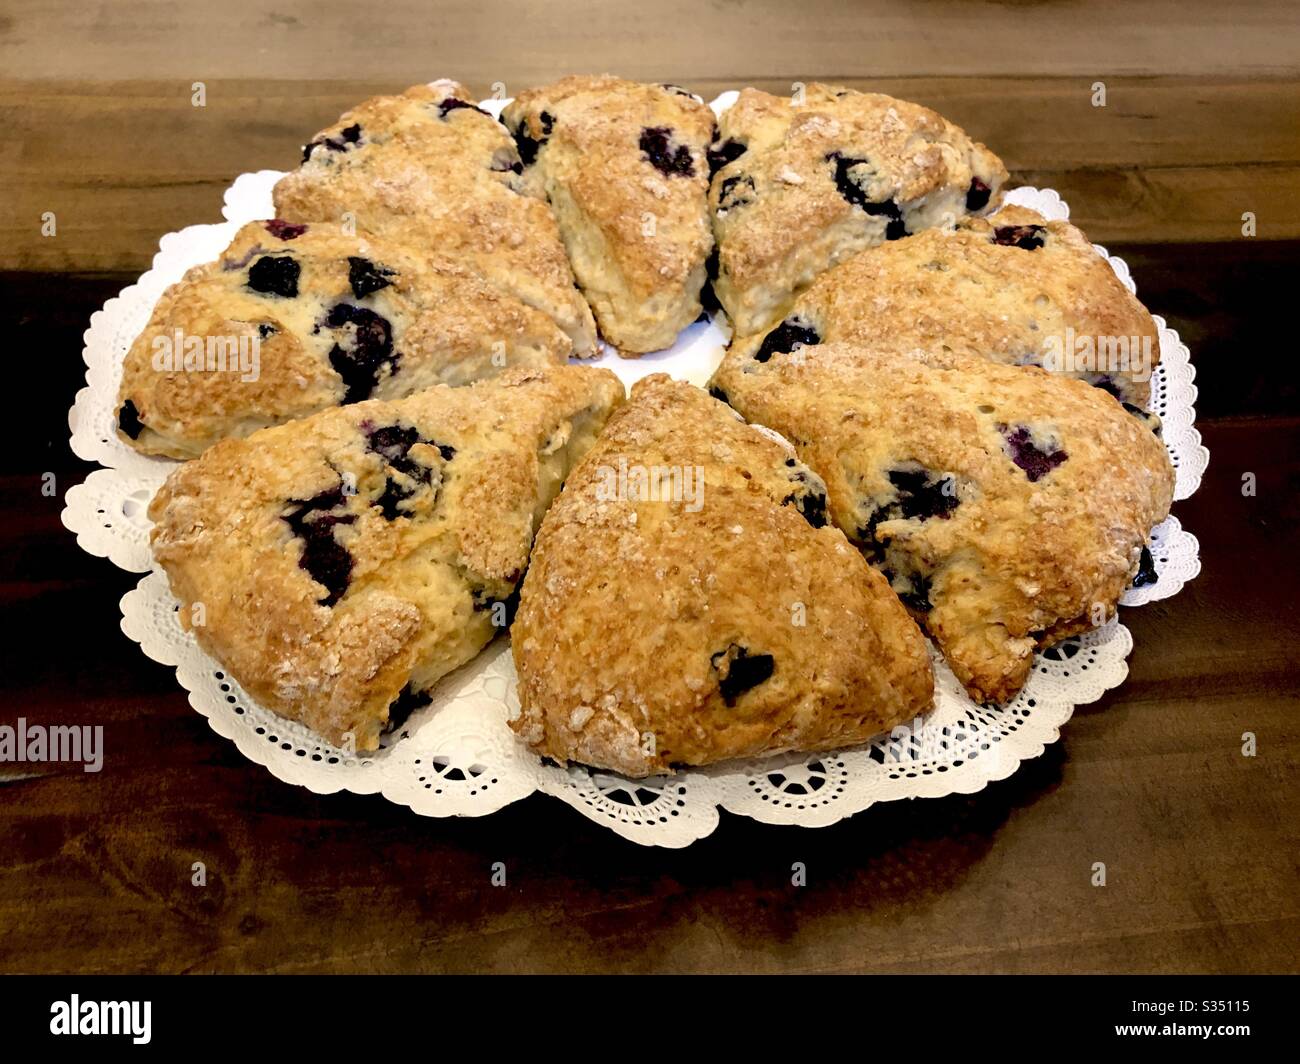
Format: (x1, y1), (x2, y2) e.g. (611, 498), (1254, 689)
(116, 220), (573, 458)
(503, 76), (716, 354)
(709, 83), (1008, 337)
(510, 374), (935, 777)
(711, 342), (1175, 704)
(719, 205), (1161, 406)
(272, 79), (598, 355)
(149, 364), (624, 753)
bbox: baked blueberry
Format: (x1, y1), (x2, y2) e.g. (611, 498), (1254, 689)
(888, 467), (960, 521)
(321, 303), (397, 403)
(246, 255), (301, 298)
(754, 317), (820, 363)
(347, 256), (395, 298)
(118, 399), (144, 440)
(437, 97), (489, 119)
(710, 643), (776, 706)
(718, 173), (754, 211)
(257, 323), (277, 339)
(282, 486), (356, 607)
(966, 177), (992, 211)
(826, 152), (907, 238)
(1001, 424), (1068, 481)
(640, 126), (695, 177)
(707, 137), (747, 176)
(992, 224), (1046, 250)
(1131, 545), (1159, 587)
(302, 122), (362, 162)
(512, 110), (553, 165)
(264, 220), (309, 240)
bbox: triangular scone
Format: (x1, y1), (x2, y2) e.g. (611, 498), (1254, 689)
(721, 206), (1161, 406)
(272, 80), (598, 355)
(712, 343), (1175, 704)
(116, 220), (577, 459)
(709, 84), (1008, 337)
(149, 365), (624, 753)
(510, 374), (934, 777)
(501, 76), (715, 354)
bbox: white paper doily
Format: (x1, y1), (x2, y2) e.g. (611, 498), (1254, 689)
(63, 94), (1205, 846)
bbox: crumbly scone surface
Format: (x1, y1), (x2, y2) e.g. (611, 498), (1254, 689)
(511, 374), (934, 777)
(502, 76), (716, 354)
(148, 365), (624, 752)
(721, 206), (1160, 405)
(712, 342), (1174, 704)
(272, 80), (597, 354)
(709, 83), (1008, 337)
(115, 220), (573, 458)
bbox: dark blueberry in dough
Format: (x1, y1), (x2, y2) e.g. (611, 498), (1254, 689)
(282, 486), (356, 607)
(385, 684), (433, 732)
(966, 177), (992, 212)
(891, 570), (934, 613)
(783, 489), (828, 529)
(1122, 402), (1163, 436)
(438, 97), (489, 119)
(302, 123), (362, 162)
(826, 152), (907, 238)
(661, 84), (697, 99)
(247, 255), (300, 298)
(707, 383), (730, 405)
(888, 467), (960, 520)
(512, 110), (553, 166)
(490, 147), (524, 175)
(1091, 375), (1124, 399)
(1131, 545), (1159, 587)
(707, 137), (746, 177)
(364, 423), (454, 520)
(1001, 425), (1068, 481)
(264, 219), (309, 240)
(754, 317), (820, 363)
(992, 225), (1046, 251)
(257, 323), (277, 339)
(639, 126), (695, 177)
(117, 399), (144, 440)
(718, 173), (754, 211)
(347, 256), (395, 298)
(322, 303), (397, 404)
(710, 644), (776, 706)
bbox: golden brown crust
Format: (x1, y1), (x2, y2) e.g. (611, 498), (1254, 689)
(711, 342), (1174, 704)
(115, 221), (575, 458)
(148, 364), (625, 753)
(271, 81), (597, 355)
(511, 374), (934, 777)
(722, 206), (1160, 405)
(502, 76), (716, 354)
(710, 84), (1009, 337)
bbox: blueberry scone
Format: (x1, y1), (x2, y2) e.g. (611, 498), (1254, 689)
(510, 374), (934, 777)
(149, 365), (624, 753)
(115, 220), (575, 459)
(709, 84), (1008, 337)
(272, 80), (597, 355)
(721, 205), (1160, 406)
(711, 343), (1174, 704)
(502, 76), (715, 354)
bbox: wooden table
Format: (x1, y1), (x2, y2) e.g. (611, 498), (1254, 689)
(2, 1), (1297, 974)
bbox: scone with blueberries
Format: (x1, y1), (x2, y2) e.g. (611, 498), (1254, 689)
(510, 374), (935, 778)
(708, 84), (1008, 337)
(502, 76), (716, 354)
(149, 364), (624, 753)
(272, 80), (597, 355)
(711, 342), (1174, 705)
(116, 220), (575, 459)
(720, 205), (1161, 406)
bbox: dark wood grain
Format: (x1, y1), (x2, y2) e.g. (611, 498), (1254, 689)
(2, 0), (1298, 975)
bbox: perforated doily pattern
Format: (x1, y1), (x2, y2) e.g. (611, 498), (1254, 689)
(62, 94), (1205, 845)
